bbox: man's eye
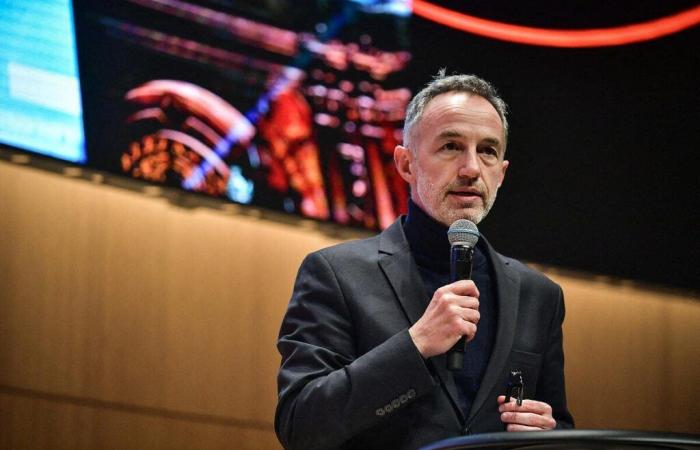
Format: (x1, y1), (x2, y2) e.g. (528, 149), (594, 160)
(441, 142), (461, 151)
(479, 147), (498, 157)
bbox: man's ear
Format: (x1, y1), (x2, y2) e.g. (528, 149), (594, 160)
(497, 160), (509, 188)
(394, 145), (414, 183)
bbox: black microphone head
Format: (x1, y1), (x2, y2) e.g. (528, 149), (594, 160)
(448, 219), (480, 248)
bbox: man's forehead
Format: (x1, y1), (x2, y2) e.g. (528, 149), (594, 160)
(416, 93), (504, 137)
(423, 91), (500, 119)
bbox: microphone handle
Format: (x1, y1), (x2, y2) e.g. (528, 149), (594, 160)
(447, 244), (474, 371)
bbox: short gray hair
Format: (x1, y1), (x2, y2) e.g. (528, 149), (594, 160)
(402, 69), (509, 150)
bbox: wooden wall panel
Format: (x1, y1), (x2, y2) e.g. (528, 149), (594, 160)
(0, 391), (278, 450)
(0, 159), (340, 448)
(550, 274), (700, 432)
(0, 158), (698, 449)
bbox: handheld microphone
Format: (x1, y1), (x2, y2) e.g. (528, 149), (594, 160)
(446, 219), (480, 371)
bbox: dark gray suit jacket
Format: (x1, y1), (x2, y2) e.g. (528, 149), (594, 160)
(276, 219), (573, 449)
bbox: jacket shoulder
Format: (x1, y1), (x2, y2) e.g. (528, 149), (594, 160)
(496, 252), (562, 294)
(310, 233), (383, 265)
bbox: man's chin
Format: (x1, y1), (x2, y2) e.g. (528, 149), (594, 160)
(439, 207), (485, 226)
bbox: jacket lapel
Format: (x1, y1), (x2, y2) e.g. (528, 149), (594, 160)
(377, 220), (427, 325)
(377, 219), (468, 425)
(467, 238), (521, 424)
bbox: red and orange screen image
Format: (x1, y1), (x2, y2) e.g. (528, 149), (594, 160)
(76, 0), (413, 229)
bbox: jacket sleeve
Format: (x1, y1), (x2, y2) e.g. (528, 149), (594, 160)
(538, 286), (575, 429)
(275, 251), (436, 449)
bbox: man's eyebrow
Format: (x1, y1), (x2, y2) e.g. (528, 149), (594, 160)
(482, 137), (502, 147)
(437, 130), (502, 147)
(436, 129), (465, 140)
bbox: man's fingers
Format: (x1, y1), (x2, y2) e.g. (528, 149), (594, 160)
(450, 301), (479, 318)
(453, 279), (480, 297)
(458, 319), (478, 342)
(412, 280), (483, 358)
(506, 424), (542, 432)
(443, 279), (480, 298)
(498, 397), (556, 430)
(433, 289), (478, 312)
(462, 307), (480, 324)
(498, 398), (552, 416)
(454, 296), (480, 310)
(500, 411), (553, 428)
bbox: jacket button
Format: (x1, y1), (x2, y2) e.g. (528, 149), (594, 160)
(391, 399), (401, 408)
(407, 389), (416, 399)
(399, 394), (408, 404)
(384, 404), (394, 413)
(375, 408), (385, 416)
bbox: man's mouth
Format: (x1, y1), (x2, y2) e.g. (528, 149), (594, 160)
(448, 189), (483, 201)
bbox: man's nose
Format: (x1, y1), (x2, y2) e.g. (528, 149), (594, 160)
(457, 148), (480, 179)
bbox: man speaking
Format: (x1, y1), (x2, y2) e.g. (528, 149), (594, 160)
(275, 71), (574, 449)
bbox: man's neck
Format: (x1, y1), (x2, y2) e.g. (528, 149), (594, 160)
(403, 199), (488, 272)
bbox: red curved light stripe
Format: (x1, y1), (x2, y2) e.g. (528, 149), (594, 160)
(412, 1), (700, 48)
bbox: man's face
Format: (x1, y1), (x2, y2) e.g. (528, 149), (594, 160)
(395, 92), (509, 226)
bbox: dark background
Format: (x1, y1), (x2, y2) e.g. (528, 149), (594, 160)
(403, 2), (700, 290)
(69, 1), (700, 290)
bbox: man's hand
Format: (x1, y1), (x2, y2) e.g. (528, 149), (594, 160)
(497, 396), (556, 431)
(409, 280), (479, 358)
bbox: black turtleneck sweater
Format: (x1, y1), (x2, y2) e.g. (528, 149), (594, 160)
(403, 199), (498, 418)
